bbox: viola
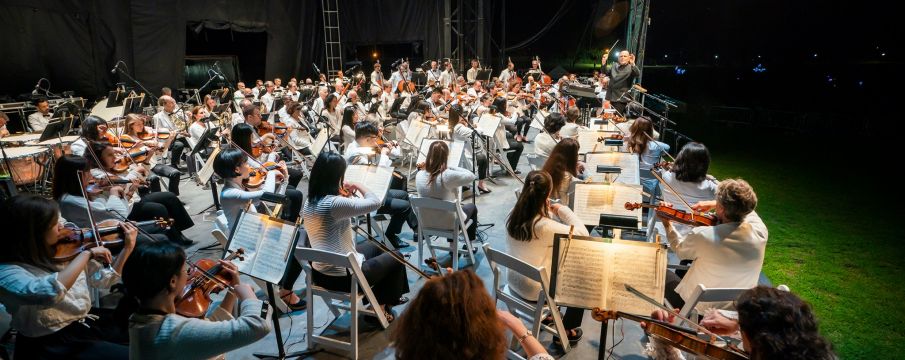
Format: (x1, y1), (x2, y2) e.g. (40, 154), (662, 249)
(54, 218), (172, 262)
(175, 248), (246, 318)
(593, 310), (748, 360)
(624, 202), (717, 227)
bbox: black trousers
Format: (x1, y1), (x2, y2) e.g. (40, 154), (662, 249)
(474, 153), (489, 180)
(462, 203), (478, 240)
(504, 134), (524, 172)
(378, 189), (417, 236)
(287, 167), (303, 188)
(169, 138), (189, 168)
(128, 191), (194, 243)
(311, 241), (410, 306)
(15, 309), (128, 360)
(151, 164), (182, 195)
(664, 270), (686, 309)
(513, 116), (531, 137)
(562, 307), (585, 331)
(282, 188), (304, 223)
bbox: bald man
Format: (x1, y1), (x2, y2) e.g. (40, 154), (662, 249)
(602, 50), (640, 116)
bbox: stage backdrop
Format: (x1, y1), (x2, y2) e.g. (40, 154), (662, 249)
(0, 0), (445, 100)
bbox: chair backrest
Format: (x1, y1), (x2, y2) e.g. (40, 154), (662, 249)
(526, 154), (547, 171)
(411, 196), (463, 235)
(678, 284), (749, 323)
(482, 244), (548, 298)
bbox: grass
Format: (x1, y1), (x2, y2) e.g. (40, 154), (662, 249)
(692, 126), (904, 359)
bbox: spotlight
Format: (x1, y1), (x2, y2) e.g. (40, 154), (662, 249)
(372, 52), (378, 58)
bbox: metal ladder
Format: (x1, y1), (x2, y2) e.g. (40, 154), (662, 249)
(322, 0), (343, 78)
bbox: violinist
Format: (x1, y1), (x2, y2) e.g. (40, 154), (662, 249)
(415, 141), (479, 243)
(660, 179), (767, 311)
(340, 106), (359, 147)
(559, 107), (586, 139)
(0, 194), (136, 359)
(344, 122), (419, 249)
(499, 59), (516, 84)
(646, 286), (835, 360)
(658, 142), (718, 237)
(54, 153), (195, 246)
(506, 171), (588, 350)
(311, 86), (329, 115)
(71, 115), (121, 157)
(123, 241), (271, 360)
(541, 138), (587, 207)
(212, 148), (306, 310)
(488, 98), (525, 173)
(282, 101), (315, 156)
(534, 112), (565, 158)
(303, 152), (411, 322)
(260, 81), (276, 113)
(450, 104), (491, 193)
(152, 95), (190, 169)
(0, 112), (10, 137)
(427, 87), (445, 115)
(321, 93), (342, 140)
(467, 80), (484, 99)
(232, 122), (305, 192)
(625, 117), (670, 195)
(122, 114), (183, 195)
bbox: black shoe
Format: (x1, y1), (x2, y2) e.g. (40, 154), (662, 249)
(458, 245), (478, 256)
(513, 169), (522, 175)
(397, 296), (409, 305)
(552, 328), (583, 350)
(478, 187), (492, 194)
(386, 235), (411, 249)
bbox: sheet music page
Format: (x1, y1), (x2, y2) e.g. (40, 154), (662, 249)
(577, 130), (619, 154)
(344, 164), (394, 203)
(248, 218), (297, 284)
(571, 183), (643, 227)
(555, 239), (608, 309)
(604, 241), (667, 315)
(589, 119), (618, 132)
(475, 114), (502, 137)
(227, 212), (265, 275)
(405, 119), (430, 148)
(311, 129), (328, 155)
(417, 139), (465, 167)
(531, 111), (547, 130)
(585, 153), (640, 185)
(196, 146), (221, 185)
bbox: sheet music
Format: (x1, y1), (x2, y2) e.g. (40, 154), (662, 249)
(585, 152), (640, 185)
(344, 164), (394, 203)
(605, 241), (667, 315)
(531, 111), (548, 130)
(311, 129), (328, 155)
(475, 113), (502, 137)
(553, 235), (667, 315)
(570, 183), (643, 228)
(196, 146), (221, 185)
(555, 240), (608, 309)
(227, 211), (299, 284)
(589, 119), (618, 132)
(416, 139), (465, 167)
(577, 129), (620, 154)
(404, 119), (431, 148)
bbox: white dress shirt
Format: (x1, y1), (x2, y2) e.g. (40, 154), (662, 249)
(344, 141), (398, 167)
(260, 92), (275, 113)
(27, 111), (53, 132)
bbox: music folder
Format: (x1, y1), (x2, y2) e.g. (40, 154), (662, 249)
(225, 210), (300, 284)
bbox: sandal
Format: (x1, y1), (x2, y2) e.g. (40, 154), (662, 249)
(552, 328), (583, 349)
(478, 187), (492, 194)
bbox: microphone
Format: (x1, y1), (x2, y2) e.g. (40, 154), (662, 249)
(632, 84), (648, 93)
(312, 63), (322, 74)
(32, 79), (42, 95)
(110, 62), (120, 74)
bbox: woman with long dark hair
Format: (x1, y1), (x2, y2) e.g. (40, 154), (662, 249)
(506, 170), (588, 348)
(540, 138), (586, 207)
(0, 195), (136, 359)
(625, 117), (670, 195)
(340, 106), (358, 146)
(392, 270), (553, 360)
(415, 141), (479, 242)
(321, 93), (341, 140)
(486, 98), (524, 173)
(230, 123), (304, 217)
(123, 241), (271, 359)
(303, 152), (410, 321)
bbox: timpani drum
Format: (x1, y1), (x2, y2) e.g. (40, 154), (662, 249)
(1, 146), (50, 185)
(0, 133), (42, 146)
(36, 135), (79, 159)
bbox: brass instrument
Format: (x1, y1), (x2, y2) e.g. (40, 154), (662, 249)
(171, 113), (187, 132)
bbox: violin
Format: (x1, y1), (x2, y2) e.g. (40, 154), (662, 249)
(593, 309), (748, 360)
(103, 131), (120, 146)
(53, 218), (172, 262)
(111, 146), (153, 173)
(175, 248), (246, 318)
(119, 134), (140, 148)
(624, 202), (717, 227)
(653, 161), (673, 171)
(257, 121), (288, 137)
(155, 129), (171, 140)
(251, 140), (275, 158)
(244, 161), (284, 189)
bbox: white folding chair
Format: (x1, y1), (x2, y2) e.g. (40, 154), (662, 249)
(410, 196), (477, 271)
(483, 244), (572, 358)
(294, 247), (390, 359)
(675, 284), (749, 327)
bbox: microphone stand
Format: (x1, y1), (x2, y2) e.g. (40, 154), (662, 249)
(113, 62), (158, 105)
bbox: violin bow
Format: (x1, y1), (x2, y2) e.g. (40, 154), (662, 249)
(648, 169), (699, 220)
(624, 284), (735, 344)
(75, 170), (110, 268)
(80, 135), (117, 191)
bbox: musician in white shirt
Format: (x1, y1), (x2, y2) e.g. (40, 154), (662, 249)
(27, 97), (53, 132)
(465, 59), (480, 83)
(426, 60), (441, 84)
(251, 79), (264, 100)
(466, 80), (483, 99)
(153, 95), (189, 168)
(285, 82), (300, 102)
(499, 61), (515, 84)
(311, 86), (328, 115)
(260, 81), (276, 113)
(283, 102), (314, 154)
(234, 81), (247, 108)
(661, 179), (767, 312)
(534, 112), (565, 158)
(390, 62), (411, 94)
(370, 62), (385, 88)
(440, 61), (456, 88)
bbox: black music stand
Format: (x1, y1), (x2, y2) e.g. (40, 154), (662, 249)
(37, 120), (68, 143)
(476, 69), (493, 83)
(107, 90), (129, 106)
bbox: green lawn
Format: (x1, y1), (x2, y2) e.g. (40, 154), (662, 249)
(698, 129), (904, 359)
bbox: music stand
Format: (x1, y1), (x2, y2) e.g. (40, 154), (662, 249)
(38, 120), (68, 142)
(107, 90), (129, 106)
(212, 103), (230, 114)
(476, 69), (493, 83)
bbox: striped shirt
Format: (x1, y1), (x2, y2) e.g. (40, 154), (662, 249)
(302, 191), (381, 275)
